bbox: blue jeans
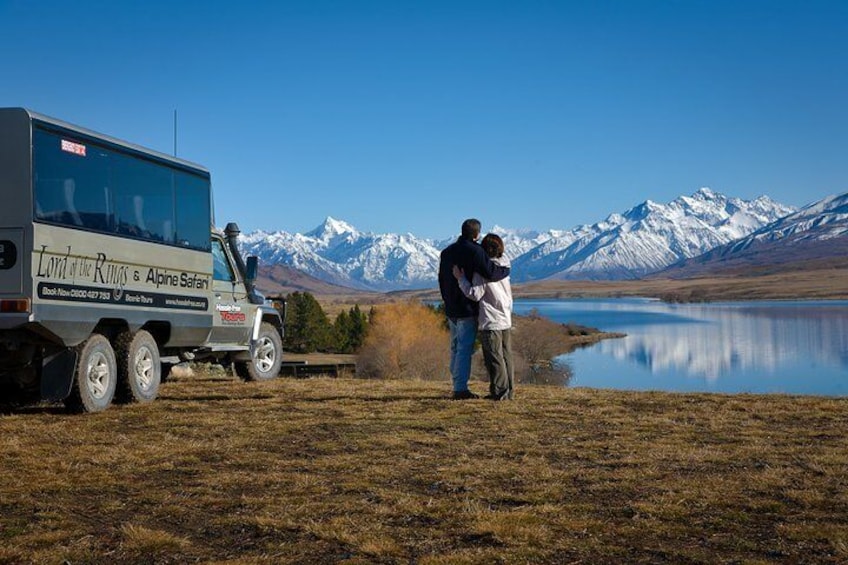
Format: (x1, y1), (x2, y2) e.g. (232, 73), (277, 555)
(448, 317), (477, 393)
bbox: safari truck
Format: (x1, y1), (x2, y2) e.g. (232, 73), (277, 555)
(0, 108), (285, 412)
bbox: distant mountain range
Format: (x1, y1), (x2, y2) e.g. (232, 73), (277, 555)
(510, 188), (794, 281)
(240, 218), (440, 291)
(240, 188), (848, 292)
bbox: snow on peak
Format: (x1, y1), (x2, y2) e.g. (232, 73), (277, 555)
(307, 216), (359, 240)
(241, 189), (804, 290)
(694, 187), (718, 199)
(511, 189), (797, 282)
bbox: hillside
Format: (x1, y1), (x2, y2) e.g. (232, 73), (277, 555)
(510, 263), (848, 302)
(256, 264), (374, 297)
(655, 237), (848, 280)
(398, 258), (848, 305)
(255, 264), (386, 318)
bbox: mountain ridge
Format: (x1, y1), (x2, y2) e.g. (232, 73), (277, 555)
(658, 192), (848, 278)
(237, 188), (837, 291)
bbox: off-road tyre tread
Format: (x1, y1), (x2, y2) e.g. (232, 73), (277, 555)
(115, 330), (161, 404)
(235, 322), (283, 382)
(64, 334), (117, 413)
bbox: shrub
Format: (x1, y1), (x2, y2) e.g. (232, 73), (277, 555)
(356, 301), (449, 380)
(511, 314), (575, 386)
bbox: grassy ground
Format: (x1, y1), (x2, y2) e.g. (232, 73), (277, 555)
(1, 371), (846, 564)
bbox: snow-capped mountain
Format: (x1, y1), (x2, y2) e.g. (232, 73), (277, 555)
(661, 192), (848, 277)
(241, 188), (799, 291)
(511, 188), (795, 281)
(490, 225), (568, 260)
(240, 217), (441, 291)
(429, 226), (561, 260)
(724, 192), (848, 249)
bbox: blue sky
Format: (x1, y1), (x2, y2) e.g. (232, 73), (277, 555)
(2, 0), (847, 239)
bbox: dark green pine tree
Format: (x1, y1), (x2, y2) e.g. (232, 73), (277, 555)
(330, 304), (369, 354)
(284, 291), (332, 353)
(333, 309), (352, 353)
(347, 304), (368, 352)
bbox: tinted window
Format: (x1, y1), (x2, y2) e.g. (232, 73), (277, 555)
(211, 239), (235, 281)
(33, 127), (211, 251)
(175, 172), (211, 249)
(33, 133), (111, 231)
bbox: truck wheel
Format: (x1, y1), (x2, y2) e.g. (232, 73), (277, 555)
(65, 334), (117, 413)
(235, 322), (283, 381)
(116, 330), (161, 403)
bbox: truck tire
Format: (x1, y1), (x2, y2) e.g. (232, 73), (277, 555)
(115, 330), (161, 403)
(65, 334), (117, 413)
(235, 322), (283, 381)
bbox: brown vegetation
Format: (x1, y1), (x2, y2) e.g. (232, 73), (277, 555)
(1, 373), (846, 563)
(356, 301), (449, 380)
(354, 302), (621, 385)
(504, 310), (624, 387)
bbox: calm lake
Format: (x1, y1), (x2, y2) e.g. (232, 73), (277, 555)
(512, 298), (848, 396)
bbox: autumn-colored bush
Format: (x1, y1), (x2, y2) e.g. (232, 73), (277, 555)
(356, 301), (449, 380)
(510, 310), (575, 386)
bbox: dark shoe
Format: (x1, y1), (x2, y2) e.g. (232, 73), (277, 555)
(483, 394), (499, 400)
(452, 390), (479, 400)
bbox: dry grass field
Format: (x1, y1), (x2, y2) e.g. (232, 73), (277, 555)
(1, 369), (846, 564)
(515, 265), (848, 303)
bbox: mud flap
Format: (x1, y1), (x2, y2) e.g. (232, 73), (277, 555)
(40, 349), (78, 402)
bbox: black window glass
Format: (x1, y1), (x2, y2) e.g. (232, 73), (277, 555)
(175, 172), (211, 250)
(32, 127), (211, 251)
(33, 130), (111, 231)
(112, 152), (175, 243)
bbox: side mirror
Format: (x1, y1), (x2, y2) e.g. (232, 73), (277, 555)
(245, 255), (258, 284)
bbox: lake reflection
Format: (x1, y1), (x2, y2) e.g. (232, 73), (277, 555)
(513, 299), (848, 396)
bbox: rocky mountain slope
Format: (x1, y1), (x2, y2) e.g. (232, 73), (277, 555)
(659, 192), (848, 278)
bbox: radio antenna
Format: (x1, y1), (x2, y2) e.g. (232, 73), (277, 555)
(173, 109), (178, 157)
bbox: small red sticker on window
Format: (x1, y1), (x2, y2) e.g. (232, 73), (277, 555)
(60, 139), (87, 157)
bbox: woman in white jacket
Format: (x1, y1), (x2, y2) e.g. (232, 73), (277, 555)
(452, 233), (514, 400)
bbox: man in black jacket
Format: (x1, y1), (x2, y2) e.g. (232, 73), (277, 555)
(438, 219), (510, 399)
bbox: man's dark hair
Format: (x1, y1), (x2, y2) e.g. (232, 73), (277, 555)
(460, 219), (481, 241)
(481, 233), (505, 258)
